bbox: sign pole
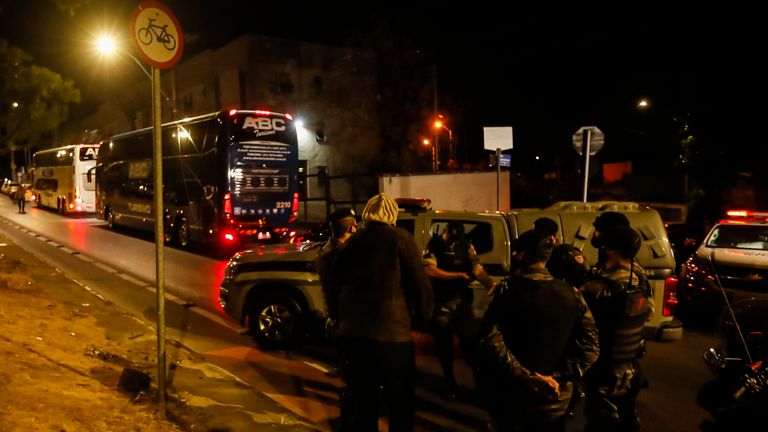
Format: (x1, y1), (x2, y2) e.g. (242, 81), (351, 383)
(151, 65), (167, 413)
(581, 128), (592, 202)
(496, 148), (501, 211)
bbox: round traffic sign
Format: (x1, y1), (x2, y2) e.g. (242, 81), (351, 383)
(572, 125), (604, 156)
(130, 1), (183, 69)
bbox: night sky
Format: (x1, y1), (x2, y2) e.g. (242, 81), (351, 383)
(2, 1), (766, 173)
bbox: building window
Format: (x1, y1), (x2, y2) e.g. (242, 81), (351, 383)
(271, 72), (294, 94)
(313, 76), (324, 94)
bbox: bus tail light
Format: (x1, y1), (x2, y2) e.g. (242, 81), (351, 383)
(223, 192), (232, 217)
(289, 192), (299, 223)
(662, 276), (679, 317)
(223, 232), (236, 242)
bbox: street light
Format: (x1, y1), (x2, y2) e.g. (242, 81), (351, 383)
(433, 117), (454, 166)
(421, 137), (436, 172)
(94, 34), (174, 114)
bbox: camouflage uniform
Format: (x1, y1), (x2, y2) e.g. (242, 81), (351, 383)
(581, 264), (654, 432)
(478, 265), (600, 431)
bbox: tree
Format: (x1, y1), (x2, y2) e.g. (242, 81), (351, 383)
(0, 40), (81, 150)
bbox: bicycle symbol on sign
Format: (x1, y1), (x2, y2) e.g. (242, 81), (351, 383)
(138, 14), (177, 51)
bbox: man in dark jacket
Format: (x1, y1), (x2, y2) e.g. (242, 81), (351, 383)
(331, 193), (433, 432)
(478, 228), (600, 432)
(580, 225), (653, 432)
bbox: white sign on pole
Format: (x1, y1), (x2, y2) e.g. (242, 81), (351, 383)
(572, 125), (604, 156)
(484, 127), (513, 151)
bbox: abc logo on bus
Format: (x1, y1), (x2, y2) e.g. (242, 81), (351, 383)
(242, 117), (286, 132)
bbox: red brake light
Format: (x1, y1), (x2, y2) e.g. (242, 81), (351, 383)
(285, 113), (293, 120)
(223, 232), (235, 242)
(289, 192), (299, 223)
(223, 193), (232, 216)
(228, 109), (237, 116)
(254, 110), (272, 116)
(663, 277), (678, 317)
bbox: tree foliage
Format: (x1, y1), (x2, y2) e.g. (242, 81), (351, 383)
(0, 40), (81, 150)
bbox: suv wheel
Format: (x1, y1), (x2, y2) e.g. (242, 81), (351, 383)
(249, 293), (303, 349)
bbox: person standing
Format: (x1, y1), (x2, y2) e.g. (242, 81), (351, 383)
(580, 225), (653, 432)
(424, 221), (495, 398)
(477, 228), (600, 432)
(314, 207), (358, 430)
(331, 193), (433, 432)
(14, 186), (26, 214)
(315, 207), (358, 340)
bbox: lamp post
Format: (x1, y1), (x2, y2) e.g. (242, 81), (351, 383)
(95, 35), (175, 117)
(433, 118), (454, 168)
(636, 98), (694, 204)
(422, 137), (436, 172)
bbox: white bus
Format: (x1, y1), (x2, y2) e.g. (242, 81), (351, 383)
(32, 144), (100, 213)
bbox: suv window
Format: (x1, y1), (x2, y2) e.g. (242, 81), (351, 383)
(396, 219), (415, 235)
(429, 219), (495, 255)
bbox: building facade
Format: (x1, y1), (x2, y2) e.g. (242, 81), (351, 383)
(62, 35), (382, 221)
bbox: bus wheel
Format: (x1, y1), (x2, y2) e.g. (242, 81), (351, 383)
(249, 292), (303, 350)
(175, 217), (190, 247)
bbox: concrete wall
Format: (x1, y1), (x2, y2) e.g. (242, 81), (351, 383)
(380, 171), (511, 212)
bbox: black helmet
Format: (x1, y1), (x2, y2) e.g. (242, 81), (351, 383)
(593, 211), (630, 232)
(534, 217), (558, 237)
(601, 226), (642, 259)
(330, 207), (356, 223)
(547, 243), (590, 287)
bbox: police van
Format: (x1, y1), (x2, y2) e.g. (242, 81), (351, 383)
(220, 200), (683, 348)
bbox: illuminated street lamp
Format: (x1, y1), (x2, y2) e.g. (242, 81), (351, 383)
(433, 117), (454, 166)
(94, 34), (175, 115)
(421, 137), (436, 172)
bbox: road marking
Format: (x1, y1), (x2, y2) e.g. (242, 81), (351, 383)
(76, 254), (94, 263)
(60, 247), (75, 254)
(93, 262), (117, 273)
(116, 272), (148, 287)
(303, 361), (330, 374)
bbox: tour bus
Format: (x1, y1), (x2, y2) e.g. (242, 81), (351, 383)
(95, 109), (300, 248)
(32, 144), (100, 213)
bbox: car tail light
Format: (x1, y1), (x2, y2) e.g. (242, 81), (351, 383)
(663, 276), (678, 317)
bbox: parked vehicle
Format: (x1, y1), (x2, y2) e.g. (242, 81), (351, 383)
(32, 144), (99, 213)
(678, 210), (768, 325)
(219, 200), (682, 349)
(95, 110), (300, 249)
(699, 298), (768, 430)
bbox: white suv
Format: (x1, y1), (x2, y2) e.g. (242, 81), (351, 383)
(679, 210), (768, 321)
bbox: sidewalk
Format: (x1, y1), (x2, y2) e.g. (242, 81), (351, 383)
(0, 230), (319, 431)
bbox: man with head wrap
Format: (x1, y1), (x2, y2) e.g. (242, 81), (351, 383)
(331, 193), (433, 431)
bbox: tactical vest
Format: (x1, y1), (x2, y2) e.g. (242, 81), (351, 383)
(593, 276), (652, 364)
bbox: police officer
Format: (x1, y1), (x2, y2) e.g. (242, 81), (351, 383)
(424, 221), (495, 397)
(477, 228), (599, 432)
(580, 225), (654, 432)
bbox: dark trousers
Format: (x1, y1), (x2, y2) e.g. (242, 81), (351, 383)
(584, 366), (643, 432)
(432, 297), (479, 390)
(17, 198), (25, 213)
(339, 337), (415, 432)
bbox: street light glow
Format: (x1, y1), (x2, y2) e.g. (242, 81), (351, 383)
(434, 120), (443, 129)
(11, 101), (19, 109)
(638, 99), (650, 109)
(96, 35), (117, 55)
